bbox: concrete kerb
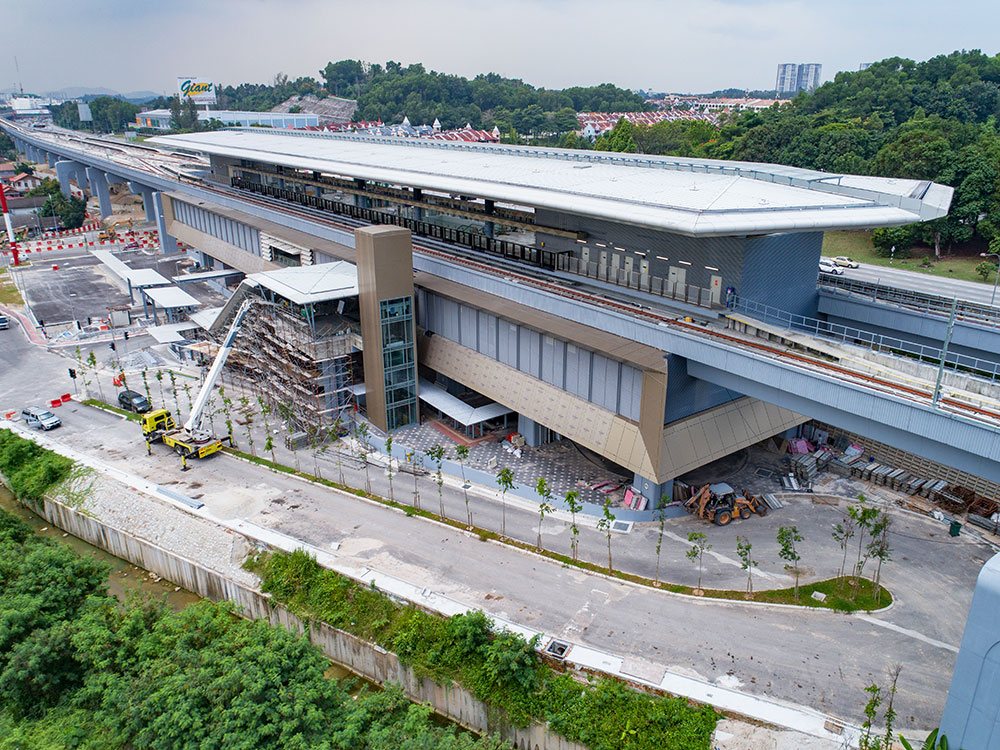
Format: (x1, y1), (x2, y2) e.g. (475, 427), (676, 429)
(219, 446), (895, 616)
(0, 419), (864, 744)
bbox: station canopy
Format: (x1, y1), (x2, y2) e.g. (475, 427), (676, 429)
(150, 129), (954, 236)
(247, 262), (358, 305)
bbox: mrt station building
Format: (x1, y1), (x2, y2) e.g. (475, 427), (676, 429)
(149, 129), (952, 503)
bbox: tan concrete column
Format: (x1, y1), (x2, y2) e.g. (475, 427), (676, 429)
(355, 226), (419, 433)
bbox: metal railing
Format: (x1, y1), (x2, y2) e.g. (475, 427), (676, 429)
(729, 295), (1000, 382)
(819, 274), (1000, 330)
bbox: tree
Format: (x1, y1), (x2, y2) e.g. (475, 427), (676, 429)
(355, 421), (372, 493)
(596, 498), (616, 572)
(776, 526), (804, 600)
(594, 117), (639, 153)
(868, 513), (893, 602)
(976, 260), (995, 281)
(405, 449), (421, 509)
(168, 95), (182, 129)
(426, 443), (447, 519)
(832, 514), (857, 580)
(332, 415), (346, 484)
(86, 351), (104, 401)
(533, 477), (554, 549)
(849, 496), (881, 586)
(736, 536), (757, 598)
(686, 532), (711, 592)
(258, 396), (276, 462)
(13, 162), (33, 175)
(565, 489), (582, 561)
(454, 444), (472, 527)
(858, 666), (902, 750)
(385, 433), (395, 501)
(40, 193), (87, 230)
(654, 500), (667, 586)
(495, 467), (515, 538)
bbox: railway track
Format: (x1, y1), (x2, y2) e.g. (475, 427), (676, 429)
(18, 126), (1000, 429)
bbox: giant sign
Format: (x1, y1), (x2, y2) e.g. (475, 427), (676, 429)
(176, 77), (216, 105)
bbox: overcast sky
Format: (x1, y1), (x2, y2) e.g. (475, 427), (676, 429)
(5, 0), (999, 95)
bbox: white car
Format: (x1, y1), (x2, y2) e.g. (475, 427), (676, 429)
(819, 259), (844, 275)
(832, 256), (860, 268)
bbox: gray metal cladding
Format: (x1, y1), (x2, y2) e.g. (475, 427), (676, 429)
(664, 353), (742, 423)
(172, 199), (261, 256)
(742, 232), (823, 317)
(535, 209), (746, 291)
(420, 290), (642, 420)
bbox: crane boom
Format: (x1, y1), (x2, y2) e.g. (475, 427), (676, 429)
(184, 298), (254, 433)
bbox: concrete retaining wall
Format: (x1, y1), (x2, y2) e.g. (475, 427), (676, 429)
(16, 492), (584, 750)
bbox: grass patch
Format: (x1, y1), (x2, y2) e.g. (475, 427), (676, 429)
(82, 399), (141, 422)
(0, 267), (24, 306)
(248, 548), (720, 750)
(822, 230), (989, 284)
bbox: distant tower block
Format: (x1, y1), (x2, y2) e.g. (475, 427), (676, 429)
(355, 226), (419, 434)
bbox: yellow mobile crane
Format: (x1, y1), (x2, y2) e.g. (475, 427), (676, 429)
(140, 299), (253, 459)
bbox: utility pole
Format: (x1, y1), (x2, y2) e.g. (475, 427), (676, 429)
(932, 298), (958, 408)
(979, 252), (1000, 307)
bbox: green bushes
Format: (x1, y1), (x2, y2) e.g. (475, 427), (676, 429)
(0, 429), (73, 501)
(249, 549), (720, 749)
(0, 508), (505, 750)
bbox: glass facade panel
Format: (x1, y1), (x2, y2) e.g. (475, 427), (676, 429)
(379, 296), (417, 430)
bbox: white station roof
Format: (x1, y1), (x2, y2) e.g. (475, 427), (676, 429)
(150, 129), (954, 236)
(247, 261), (358, 305)
(146, 320), (199, 344)
(143, 285), (200, 309)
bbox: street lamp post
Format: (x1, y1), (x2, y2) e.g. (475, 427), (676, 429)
(980, 252), (1000, 307)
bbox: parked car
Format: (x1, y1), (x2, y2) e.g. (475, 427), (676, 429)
(21, 406), (61, 430)
(117, 389), (151, 413)
(0, 314), (9, 330)
(818, 259), (844, 275)
(832, 256), (860, 268)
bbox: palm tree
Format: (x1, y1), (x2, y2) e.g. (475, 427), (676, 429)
(455, 444), (472, 527)
(565, 490), (582, 561)
(495, 467), (515, 538)
(534, 477), (554, 550)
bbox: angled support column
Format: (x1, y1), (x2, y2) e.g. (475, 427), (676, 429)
(129, 181), (156, 223)
(152, 192), (178, 254)
(86, 167), (112, 218)
(46, 152), (57, 168)
(55, 160), (76, 199)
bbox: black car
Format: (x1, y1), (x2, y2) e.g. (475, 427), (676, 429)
(117, 389), (151, 413)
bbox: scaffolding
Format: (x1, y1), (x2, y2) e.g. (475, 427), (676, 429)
(220, 295), (360, 433)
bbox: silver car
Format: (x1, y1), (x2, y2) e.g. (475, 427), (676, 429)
(21, 407), (62, 430)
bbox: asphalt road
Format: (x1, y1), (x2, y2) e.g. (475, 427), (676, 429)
(0, 318), (990, 730)
(841, 264), (1000, 307)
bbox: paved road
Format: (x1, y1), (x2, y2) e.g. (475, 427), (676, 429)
(841, 264), (1000, 307)
(0, 317), (989, 730)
